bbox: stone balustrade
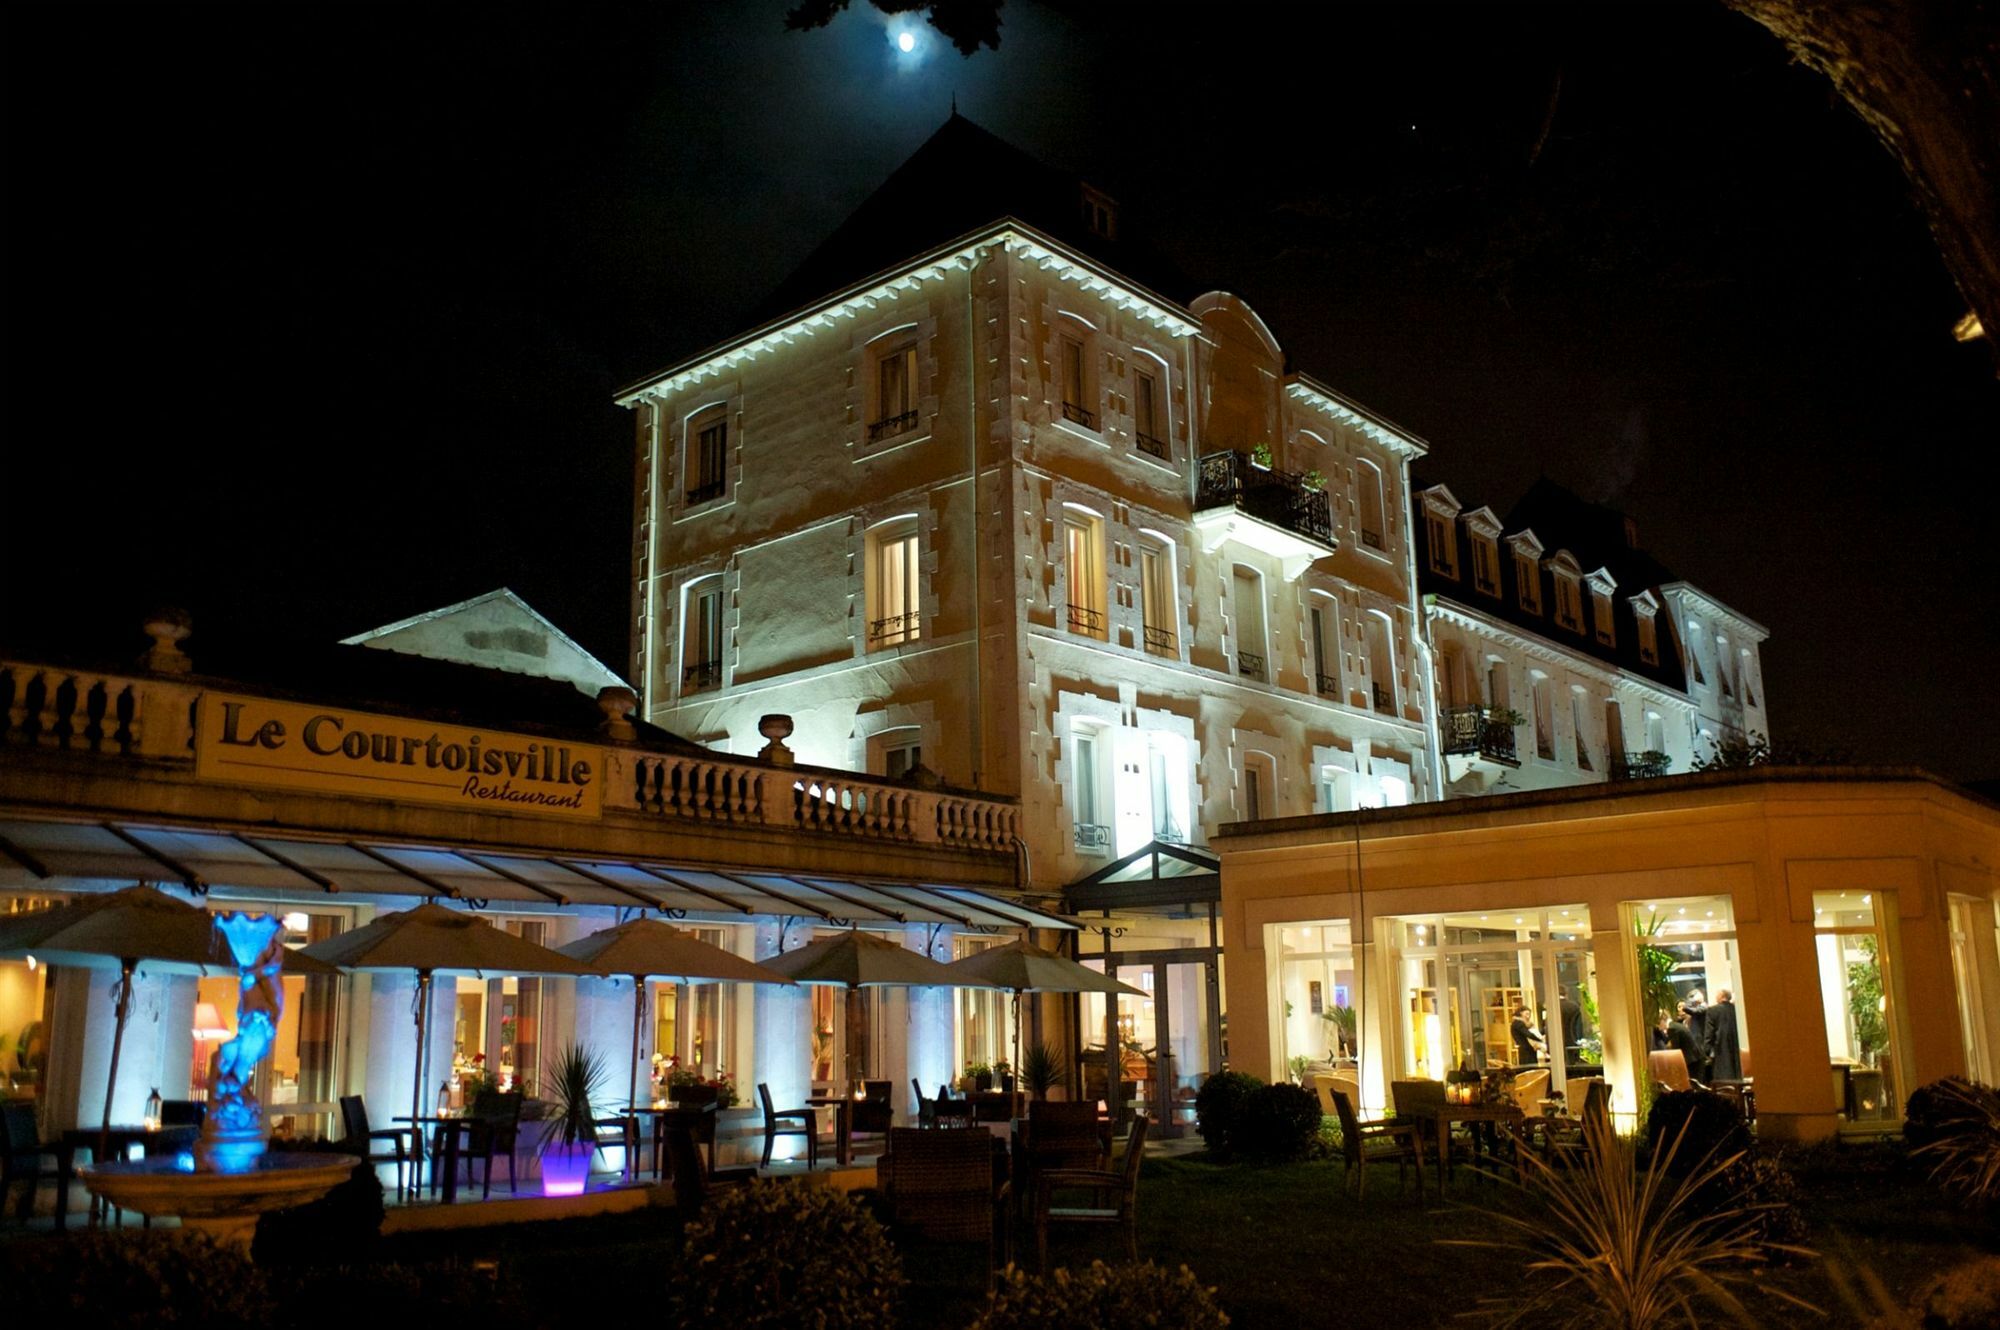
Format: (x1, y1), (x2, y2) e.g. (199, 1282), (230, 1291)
(1, 662), (156, 755)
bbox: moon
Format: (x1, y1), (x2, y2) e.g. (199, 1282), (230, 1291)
(896, 31), (915, 53)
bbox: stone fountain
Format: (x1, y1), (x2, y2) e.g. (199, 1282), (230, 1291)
(82, 911), (358, 1247)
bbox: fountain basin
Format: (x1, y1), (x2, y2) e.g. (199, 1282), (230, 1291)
(83, 1151), (360, 1247)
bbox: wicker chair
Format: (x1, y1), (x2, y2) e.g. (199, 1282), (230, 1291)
(1331, 1090), (1423, 1201)
(933, 1084), (974, 1129)
(338, 1095), (412, 1200)
(1034, 1112), (1149, 1271)
(912, 1078), (935, 1128)
(881, 1126), (1008, 1285)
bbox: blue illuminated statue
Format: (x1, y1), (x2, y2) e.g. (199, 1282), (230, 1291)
(200, 912), (286, 1173)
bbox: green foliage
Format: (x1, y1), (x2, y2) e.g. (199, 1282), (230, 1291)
(1690, 730), (1852, 772)
(970, 1260), (1230, 1330)
(1907, 1078), (2000, 1207)
(1633, 911), (1680, 1025)
(1847, 935), (1889, 1064)
(1714, 1154), (1809, 1249)
(1442, 1109), (1816, 1328)
(541, 1041), (607, 1148)
(1300, 467), (1326, 491)
(673, 1179), (902, 1329)
(1286, 1054), (1311, 1084)
(1020, 1040), (1062, 1097)
(1, 1229), (269, 1328)
(1250, 441), (1274, 468)
(1320, 1003), (1356, 1057)
(1235, 1082), (1325, 1164)
(1193, 1070), (1263, 1159)
(253, 1137), (385, 1266)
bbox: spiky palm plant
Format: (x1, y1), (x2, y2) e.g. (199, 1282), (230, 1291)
(541, 1041), (607, 1150)
(1912, 1077), (2000, 1205)
(1020, 1040), (1063, 1098)
(1444, 1109), (1816, 1328)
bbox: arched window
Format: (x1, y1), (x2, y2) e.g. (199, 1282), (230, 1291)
(684, 403), (729, 506)
(1239, 750), (1278, 821)
(1055, 314), (1100, 432)
(1308, 592), (1341, 697)
(1138, 530), (1178, 655)
(1364, 610), (1397, 715)
(865, 516), (921, 647)
(1356, 460), (1386, 550)
(1232, 564), (1268, 681)
(1062, 504), (1107, 639)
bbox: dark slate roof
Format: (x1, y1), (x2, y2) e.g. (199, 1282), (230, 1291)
(1412, 474), (1689, 692)
(747, 114), (1198, 326)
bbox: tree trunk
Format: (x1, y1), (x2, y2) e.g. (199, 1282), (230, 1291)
(1724, 0), (2000, 371)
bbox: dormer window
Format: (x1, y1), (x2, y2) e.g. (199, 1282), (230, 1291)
(1425, 511), (1457, 577)
(1080, 185), (1118, 240)
(1471, 535), (1500, 596)
(1553, 575), (1583, 633)
(1585, 572), (1617, 647)
(1513, 554), (1539, 614)
(1635, 610), (1659, 666)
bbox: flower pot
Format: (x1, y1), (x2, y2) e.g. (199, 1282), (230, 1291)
(669, 1083), (720, 1106)
(974, 1072), (993, 1092)
(540, 1140), (593, 1197)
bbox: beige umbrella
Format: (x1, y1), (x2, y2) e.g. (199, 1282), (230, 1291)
(301, 902), (599, 1177)
(945, 938), (1146, 1099)
(0, 884), (338, 1155)
(557, 917), (793, 1110)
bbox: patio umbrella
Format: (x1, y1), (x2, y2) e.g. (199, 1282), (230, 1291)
(0, 883), (339, 1155)
(762, 929), (987, 1091)
(945, 938), (1146, 1099)
(300, 902), (599, 1170)
(556, 917), (793, 1110)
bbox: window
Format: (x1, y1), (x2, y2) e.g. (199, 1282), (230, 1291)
(1147, 736), (1189, 844)
(1071, 725), (1110, 852)
(1605, 700), (1627, 765)
(866, 518), (921, 647)
(1057, 327), (1098, 430)
(1309, 597), (1340, 697)
(1715, 636), (1735, 699)
(1063, 508), (1107, 638)
(682, 578), (723, 693)
(1356, 460), (1386, 550)
(1531, 676), (1554, 759)
(1240, 752), (1277, 821)
(1471, 536), (1500, 596)
(1425, 512), (1457, 577)
(685, 406), (728, 505)
(1637, 611), (1660, 666)
(1232, 565), (1267, 681)
(1646, 711), (1666, 753)
(1487, 660), (1511, 713)
(868, 336), (919, 441)
(1133, 367), (1168, 460)
(1554, 575), (1583, 632)
(1592, 590), (1616, 646)
(884, 737), (922, 780)
(1571, 690), (1594, 769)
(1139, 534), (1176, 655)
(1080, 185), (1118, 239)
(1516, 553), (1542, 614)
(1363, 611), (1397, 715)
(1686, 622), (1707, 684)
(1740, 650), (1759, 706)
(1318, 765), (1355, 813)
(1814, 891), (1904, 1122)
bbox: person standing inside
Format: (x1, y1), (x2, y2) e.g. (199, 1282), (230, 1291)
(1667, 1004), (1707, 1086)
(1558, 985), (1585, 1059)
(1510, 1003), (1546, 1065)
(1705, 989), (1744, 1082)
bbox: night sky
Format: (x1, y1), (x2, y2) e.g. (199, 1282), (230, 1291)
(6, 3), (1995, 779)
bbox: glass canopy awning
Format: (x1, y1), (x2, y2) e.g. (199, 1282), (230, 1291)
(0, 816), (1073, 932)
(1065, 839), (1220, 913)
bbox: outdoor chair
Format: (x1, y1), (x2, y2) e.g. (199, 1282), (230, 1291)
(664, 1123), (754, 1220)
(1019, 1100), (1109, 1218)
(463, 1090), (523, 1198)
(1508, 1068), (1551, 1115)
(933, 1084), (974, 1129)
(1545, 1079), (1611, 1167)
(1, 1100), (60, 1222)
(1648, 1049), (1693, 1093)
(1311, 1072), (1361, 1118)
(849, 1080), (894, 1157)
(758, 1082), (818, 1169)
(339, 1094), (412, 1200)
(1034, 1112), (1149, 1271)
(882, 1125), (1010, 1287)
(1389, 1079), (1458, 1168)
(593, 1109), (639, 1182)
(912, 1078), (935, 1128)
(1331, 1090), (1424, 1201)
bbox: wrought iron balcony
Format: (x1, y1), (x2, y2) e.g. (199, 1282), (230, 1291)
(1061, 401), (1099, 430)
(867, 611), (919, 645)
(1360, 528), (1384, 550)
(1237, 651), (1266, 680)
(1074, 822), (1111, 850)
(1135, 431), (1169, 461)
(1442, 705), (1520, 766)
(1610, 750), (1672, 780)
(1315, 672), (1340, 698)
(1143, 625), (1177, 655)
(682, 659), (721, 691)
(1194, 451), (1335, 552)
(685, 479), (725, 505)
(1372, 683), (1395, 715)
(1067, 603), (1105, 636)
(867, 409), (919, 442)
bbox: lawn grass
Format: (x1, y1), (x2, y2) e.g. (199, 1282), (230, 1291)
(371, 1141), (1996, 1328)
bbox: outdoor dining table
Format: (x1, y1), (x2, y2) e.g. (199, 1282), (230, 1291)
(395, 1112), (477, 1203)
(626, 1101), (718, 1180)
(1427, 1102), (1528, 1199)
(56, 1123), (201, 1230)
(806, 1094), (854, 1167)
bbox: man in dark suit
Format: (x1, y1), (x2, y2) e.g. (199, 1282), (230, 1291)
(1558, 985), (1585, 1057)
(1667, 1005), (1707, 1085)
(1705, 989), (1744, 1082)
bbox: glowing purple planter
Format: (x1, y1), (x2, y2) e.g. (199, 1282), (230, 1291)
(541, 1141), (593, 1197)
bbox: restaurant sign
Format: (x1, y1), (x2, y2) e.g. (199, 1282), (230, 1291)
(194, 693), (602, 820)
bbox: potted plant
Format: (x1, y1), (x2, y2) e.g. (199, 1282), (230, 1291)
(963, 1061), (992, 1093)
(1020, 1040), (1063, 1100)
(539, 1041), (606, 1197)
(995, 1058), (1015, 1093)
(1250, 441), (1274, 469)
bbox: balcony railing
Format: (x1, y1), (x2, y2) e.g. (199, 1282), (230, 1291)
(1067, 603), (1105, 636)
(1134, 431), (1169, 461)
(1061, 401), (1099, 430)
(1610, 750), (1673, 780)
(1360, 528), (1384, 550)
(1314, 672), (1340, 697)
(1074, 822), (1111, 850)
(1441, 705), (1520, 765)
(867, 612), (919, 645)
(685, 479), (725, 505)
(1372, 683), (1395, 715)
(682, 659), (722, 691)
(1143, 625), (1177, 656)
(1195, 451), (1334, 549)
(1237, 651), (1266, 680)
(867, 409), (918, 442)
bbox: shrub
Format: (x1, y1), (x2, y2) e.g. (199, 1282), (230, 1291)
(969, 1260), (1229, 1330)
(1712, 1154), (1809, 1249)
(272, 1261), (520, 1329)
(672, 1180), (902, 1329)
(253, 1136), (385, 1266)
(1905, 1077), (2000, 1206)
(1644, 1089), (1751, 1175)
(1903, 1077), (1964, 1151)
(1193, 1070), (1262, 1159)
(0, 1229), (268, 1328)
(1906, 1255), (2000, 1330)
(1234, 1082), (1323, 1164)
